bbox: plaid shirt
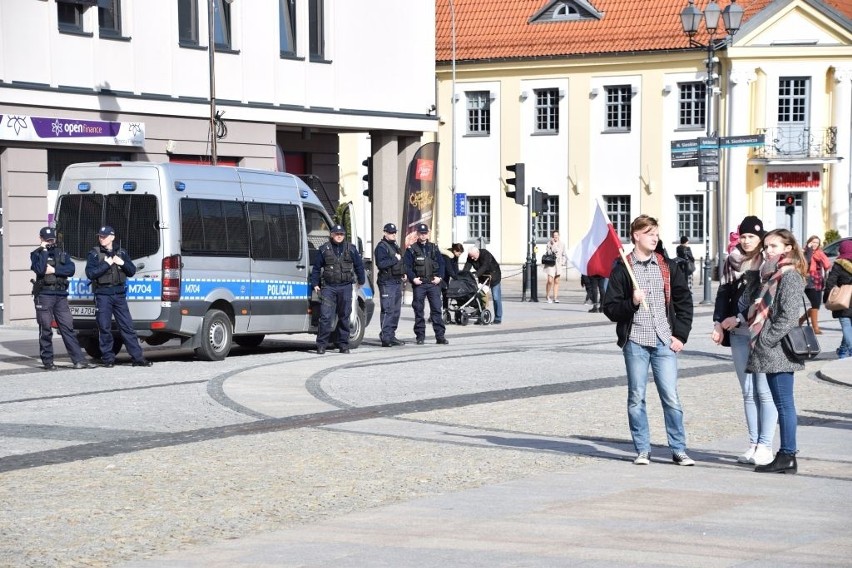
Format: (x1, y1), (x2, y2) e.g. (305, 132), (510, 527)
(628, 252), (672, 347)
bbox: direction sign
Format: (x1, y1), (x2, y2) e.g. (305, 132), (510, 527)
(721, 134), (765, 148)
(671, 139), (699, 168)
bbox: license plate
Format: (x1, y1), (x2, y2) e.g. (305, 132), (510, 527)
(70, 306), (96, 316)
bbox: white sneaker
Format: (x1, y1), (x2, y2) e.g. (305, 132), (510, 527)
(737, 444), (758, 464)
(751, 444), (774, 466)
(547, 297), (553, 304)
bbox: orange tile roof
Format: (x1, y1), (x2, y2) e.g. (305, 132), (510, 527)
(436, 0), (852, 63)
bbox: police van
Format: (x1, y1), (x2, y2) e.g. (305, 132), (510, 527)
(54, 162), (374, 361)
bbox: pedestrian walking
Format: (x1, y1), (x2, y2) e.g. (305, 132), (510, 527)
(803, 235), (831, 334)
(310, 224), (366, 354)
(676, 236), (696, 291)
(374, 223), (406, 347)
(544, 230), (567, 303)
(823, 239), (852, 359)
(747, 228), (808, 474)
(602, 215), (695, 466)
(711, 216), (776, 466)
(585, 273), (607, 313)
(463, 246), (502, 324)
(85, 225), (151, 367)
(404, 223), (447, 344)
(30, 226), (90, 370)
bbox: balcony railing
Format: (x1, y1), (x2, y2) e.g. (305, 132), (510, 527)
(753, 126), (838, 160)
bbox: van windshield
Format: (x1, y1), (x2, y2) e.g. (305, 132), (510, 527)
(56, 193), (160, 260)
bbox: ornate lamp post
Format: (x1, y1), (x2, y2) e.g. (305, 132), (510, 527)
(680, 0), (743, 303)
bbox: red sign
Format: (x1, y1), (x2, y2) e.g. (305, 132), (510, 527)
(415, 159), (434, 182)
(767, 171), (820, 189)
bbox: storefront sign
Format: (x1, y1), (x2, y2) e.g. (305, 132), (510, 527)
(767, 171), (820, 189)
(0, 114), (144, 147)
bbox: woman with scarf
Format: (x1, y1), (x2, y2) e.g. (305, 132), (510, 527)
(712, 216), (777, 466)
(823, 240), (852, 359)
(803, 235), (831, 334)
(747, 228), (808, 474)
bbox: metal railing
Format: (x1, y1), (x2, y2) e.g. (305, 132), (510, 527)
(753, 126), (838, 159)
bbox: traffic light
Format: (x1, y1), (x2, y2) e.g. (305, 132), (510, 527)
(505, 162), (525, 205)
(531, 188), (549, 214)
(784, 194), (795, 216)
(362, 157), (373, 201)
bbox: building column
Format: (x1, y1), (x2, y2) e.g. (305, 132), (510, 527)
(370, 133), (401, 261)
(831, 68), (852, 235)
(726, 68), (757, 236)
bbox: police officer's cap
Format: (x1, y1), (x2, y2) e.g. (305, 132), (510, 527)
(39, 226), (56, 240)
(97, 225), (115, 237)
(383, 223), (398, 234)
(330, 224), (346, 234)
(416, 223), (430, 234)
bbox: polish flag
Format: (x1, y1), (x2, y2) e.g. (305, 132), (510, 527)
(569, 202), (623, 277)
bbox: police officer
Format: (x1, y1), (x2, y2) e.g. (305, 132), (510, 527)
(374, 222), (406, 347)
(404, 223), (448, 345)
(311, 224), (366, 354)
(85, 225), (152, 368)
(30, 226), (90, 370)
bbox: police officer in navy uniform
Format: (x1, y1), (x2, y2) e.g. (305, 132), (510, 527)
(85, 225), (152, 367)
(30, 226), (90, 370)
(311, 224), (366, 354)
(404, 223), (448, 345)
(374, 222), (406, 347)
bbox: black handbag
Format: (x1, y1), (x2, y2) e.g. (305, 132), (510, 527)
(541, 252), (556, 266)
(782, 298), (821, 360)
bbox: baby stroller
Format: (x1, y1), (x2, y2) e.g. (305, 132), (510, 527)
(443, 270), (493, 325)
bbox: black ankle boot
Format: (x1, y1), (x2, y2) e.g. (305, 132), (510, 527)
(754, 451), (797, 474)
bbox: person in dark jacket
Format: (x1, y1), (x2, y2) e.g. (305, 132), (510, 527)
(602, 215), (694, 466)
(463, 246), (503, 324)
(823, 239), (852, 358)
(675, 236), (696, 290)
(442, 243), (463, 312)
(85, 225), (151, 367)
(311, 224), (366, 354)
(404, 223), (447, 344)
(30, 226), (90, 370)
(374, 222), (406, 347)
(748, 228), (808, 474)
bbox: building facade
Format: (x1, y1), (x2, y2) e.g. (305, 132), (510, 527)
(433, 0), (852, 268)
(0, 0), (437, 324)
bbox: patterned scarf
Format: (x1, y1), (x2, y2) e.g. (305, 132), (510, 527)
(747, 255), (794, 349)
(722, 245), (762, 285)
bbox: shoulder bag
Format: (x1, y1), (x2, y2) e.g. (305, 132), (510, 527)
(824, 283), (852, 311)
(541, 251), (556, 266)
(782, 297), (821, 361)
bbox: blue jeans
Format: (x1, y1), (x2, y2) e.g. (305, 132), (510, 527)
(838, 317), (852, 356)
(730, 332), (777, 446)
(491, 283), (502, 321)
(766, 372), (797, 454)
(623, 339), (687, 454)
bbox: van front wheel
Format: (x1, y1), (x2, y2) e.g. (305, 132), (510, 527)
(195, 309), (233, 361)
(348, 304), (366, 348)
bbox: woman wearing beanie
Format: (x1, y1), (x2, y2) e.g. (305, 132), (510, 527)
(748, 228), (808, 474)
(712, 216), (777, 466)
(803, 235), (831, 334)
(823, 239), (852, 358)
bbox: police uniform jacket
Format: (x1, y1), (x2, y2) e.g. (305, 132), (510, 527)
(310, 240), (366, 288)
(463, 249), (501, 287)
(30, 246), (76, 296)
(404, 241), (445, 283)
(85, 246), (136, 295)
(374, 238), (405, 284)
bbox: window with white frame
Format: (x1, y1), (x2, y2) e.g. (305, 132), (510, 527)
(534, 88), (559, 133)
(535, 196), (559, 239)
(604, 195), (631, 240)
(279, 0), (297, 56)
(676, 195), (704, 241)
(678, 82), (705, 128)
(467, 197), (491, 241)
(466, 91), (491, 135)
(309, 0), (325, 61)
(778, 77), (809, 124)
(178, 0), (199, 45)
(213, 0), (232, 49)
(605, 86), (632, 131)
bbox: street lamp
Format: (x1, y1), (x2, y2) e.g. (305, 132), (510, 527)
(680, 0), (743, 304)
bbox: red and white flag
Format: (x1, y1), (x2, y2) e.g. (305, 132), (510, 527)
(569, 202), (623, 277)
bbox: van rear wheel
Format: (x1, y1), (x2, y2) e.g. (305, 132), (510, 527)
(348, 304), (367, 348)
(83, 335), (124, 359)
(195, 309), (233, 361)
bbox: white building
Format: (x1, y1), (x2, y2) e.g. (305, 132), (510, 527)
(0, 0), (437, 324)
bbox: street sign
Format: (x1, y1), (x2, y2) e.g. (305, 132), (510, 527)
(454, 192), (466, 217)
(698, 137), (720, 182)
(721, 134), (765, 148)
(670, 139), (699, 168)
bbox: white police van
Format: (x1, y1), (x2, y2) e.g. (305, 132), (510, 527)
(55, 162), (374, 361)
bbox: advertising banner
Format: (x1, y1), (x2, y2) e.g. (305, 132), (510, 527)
(0, 114), (145, 147)
(402, 142), (439, 248)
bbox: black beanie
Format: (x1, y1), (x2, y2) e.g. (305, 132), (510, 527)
(738, 215), (765, 238)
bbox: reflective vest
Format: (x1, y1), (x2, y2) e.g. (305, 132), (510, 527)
(320, 242), (355, 286)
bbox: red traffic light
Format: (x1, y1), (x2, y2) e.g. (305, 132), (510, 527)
(785, 194), (795, 206)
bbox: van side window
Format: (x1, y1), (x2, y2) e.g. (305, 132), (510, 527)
(247, 203), (302, 261)
(303, 206), (331, 266)
(180, 198), (250, 256)
(56, 193), (159, 260)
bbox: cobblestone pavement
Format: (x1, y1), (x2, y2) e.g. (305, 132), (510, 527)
(1, 278), (851, 567)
